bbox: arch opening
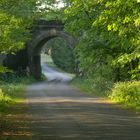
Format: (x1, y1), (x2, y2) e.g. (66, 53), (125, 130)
(28, 29), (75, 79)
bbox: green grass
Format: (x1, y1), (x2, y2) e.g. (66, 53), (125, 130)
(72, 77), (140, 112)
(71, 77), (109, 97)
(0, 74), (34, 114)
(0, 74), (34, 138)
(109, 81), (140, 111)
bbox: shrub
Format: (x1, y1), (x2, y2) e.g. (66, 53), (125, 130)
(109, 81), (140, 110)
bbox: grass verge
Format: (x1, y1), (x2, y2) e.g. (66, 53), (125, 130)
(0, 75), (34, 114)
(0, 74), (34, 138)
(72, 77), (140, 112)
(71, 77), (109, 97)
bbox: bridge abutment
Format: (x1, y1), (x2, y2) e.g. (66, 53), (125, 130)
(29, 55), (41, 79)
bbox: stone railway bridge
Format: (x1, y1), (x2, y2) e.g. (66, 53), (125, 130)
(3, 20), (75, 79)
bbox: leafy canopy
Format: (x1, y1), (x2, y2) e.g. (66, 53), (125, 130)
(65, 0), (140, 80)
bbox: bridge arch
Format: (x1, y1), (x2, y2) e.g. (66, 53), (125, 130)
(28, 23), (76, 79)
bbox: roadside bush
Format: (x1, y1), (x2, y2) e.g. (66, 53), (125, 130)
(109, 81), (140, 110)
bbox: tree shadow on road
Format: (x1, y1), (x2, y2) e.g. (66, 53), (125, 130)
(0, 103), (33, 140)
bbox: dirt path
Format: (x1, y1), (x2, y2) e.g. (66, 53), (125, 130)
(25, 64), (140, 140)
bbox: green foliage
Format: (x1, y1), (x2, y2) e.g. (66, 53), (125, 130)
(71, 77), (94, 94)
(0, 0), (70, 73)
(109, 81), (140, 110)
(48, 37), (76, 73)
(0, 0), (41, 73)
(0, 66), (12, 73)
(0, 74), (34, 136)
(40, 0), (70, 21)
(45, 8), (65, 21)
(0, 89), (10, 112)
(65, 0), (140, 83)
(0, 0), (40, 53)
(0, 0), (70, 54)
(0, 74), (34, 114)
(72, 77), (110, 97)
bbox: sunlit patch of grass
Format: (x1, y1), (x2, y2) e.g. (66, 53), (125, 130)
(71, 78), (93, 93)
(72, 77), (140, 112)
(0, 82), (26, 114)
(71, 77), (109, 97)
(0, 75), (34, 139)
(109, 81), (140, 111)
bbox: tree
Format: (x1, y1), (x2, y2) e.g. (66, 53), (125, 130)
(47, 37), (76, 73)
(0, 0), (40, 53)
(0, 0), (70, 54)
(0, 0), (40, 72)
(0, 0), (65, 72)
(65, 0), (140, 81)
(41, 0), (70, 21)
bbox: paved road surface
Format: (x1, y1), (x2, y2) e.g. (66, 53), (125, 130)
(25, 64), (140, 140)
(41, 63), (72, 82)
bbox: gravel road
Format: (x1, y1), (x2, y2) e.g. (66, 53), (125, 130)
(25, 64), (140, 140)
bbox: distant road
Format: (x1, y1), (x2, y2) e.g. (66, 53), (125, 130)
(41, 62), (73, 82)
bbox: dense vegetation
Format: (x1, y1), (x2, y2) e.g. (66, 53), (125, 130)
(109, 81), (140, 110)
(0, 74), (35, 137)
(0, 74), (34, 114)
(65, 0), (140, 80)
(46, 37), (76, 73)
(0, 0), (52, 123)
(0, 0), (38, 72)
(0, 0), (140, 111)
(0, 0), (66, 72)
(64, 0), (140, 110)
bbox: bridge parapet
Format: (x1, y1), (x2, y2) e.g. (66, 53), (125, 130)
(33, 19), (64, 31)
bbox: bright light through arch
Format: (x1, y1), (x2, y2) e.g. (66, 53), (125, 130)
(37, 0), (65, 10)
(55, 0), (65, 8)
